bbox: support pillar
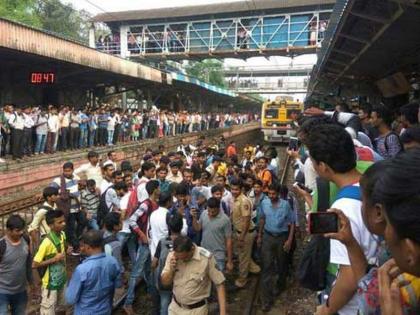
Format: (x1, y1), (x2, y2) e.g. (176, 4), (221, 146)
(89, 23), (96, 48)
(120, 25), (129, 58)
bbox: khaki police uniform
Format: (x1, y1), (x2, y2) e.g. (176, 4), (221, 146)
(163, 246), (225, 315)
(232, 194), (261, 286)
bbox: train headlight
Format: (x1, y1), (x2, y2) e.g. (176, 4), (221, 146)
(273, 124), (277, 127)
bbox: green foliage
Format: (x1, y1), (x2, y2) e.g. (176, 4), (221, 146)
(36, 0), (91, 43)
(185, 59), (227, 88)
(0, 0), (91, 43)
(0, 0), (42, 27)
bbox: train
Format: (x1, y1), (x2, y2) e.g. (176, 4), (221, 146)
(261, 96), (304, 143)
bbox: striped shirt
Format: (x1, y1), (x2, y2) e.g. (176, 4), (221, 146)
(51, 175), (80, 213)
(80, 190), (100, 214)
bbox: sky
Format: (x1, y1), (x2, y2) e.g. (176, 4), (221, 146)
(63, 0), (314, 100)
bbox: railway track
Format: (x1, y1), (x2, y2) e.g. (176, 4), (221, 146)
(237, 146), (293, 315)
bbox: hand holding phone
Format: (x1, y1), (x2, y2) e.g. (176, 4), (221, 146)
(288, 137), (299, 151)
(322, 209), (355, 246)
(308, 212), (339, 234)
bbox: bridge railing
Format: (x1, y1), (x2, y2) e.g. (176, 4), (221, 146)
(95, 12), (330, 56)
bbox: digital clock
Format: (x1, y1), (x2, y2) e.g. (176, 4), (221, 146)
(30, 72), (56, 84)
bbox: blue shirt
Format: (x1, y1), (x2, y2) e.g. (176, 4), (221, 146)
(98, 114), (110, 129)
(260, 198), (293, 234)
(65, 253), (122, 315)
(79, 113), (89, 130)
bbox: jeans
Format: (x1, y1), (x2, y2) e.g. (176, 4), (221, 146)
(260, 232), (288, 305)
(215, 258), (225, 273)
(117, 232), (137, 264)
(0, 290), (27, 315)
(107, 130), (114, 145)
(88, 129), (96, 146)
(125, 244), (152, 306)
(66, 212), (86, 249)
(35, 133), (47, 153)
(22, 128), (33, 155)
(159, 290), (172, 315)
(87, 217), (99, 230)
(79, 128), (88, 148)
(60, 127), (69, 150)
(97, 127), (107, 146)
(11, 128), (24, 159)
(69, 127), (80, 150)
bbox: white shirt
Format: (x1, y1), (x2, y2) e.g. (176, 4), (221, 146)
(23, 113), (35, 128)
(149, 206), (188, 257)
(107, 116), (116, 130)
(136, 177), (150, 203)
(329, 189), (378, 315)
(100, 178), (113, 194)
(222, 189), (233, 213)
(74, 163), (103, 187)
(8, 112), (24, 130)
(120, 193), (131, 233)
(47, 114), (59, 133)
(303, 158), (317, 192)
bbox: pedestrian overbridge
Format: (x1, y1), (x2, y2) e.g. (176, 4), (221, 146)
(91, 0), (335, 60)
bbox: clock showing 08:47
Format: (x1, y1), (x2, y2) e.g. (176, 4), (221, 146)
(30, 72), (56, 84)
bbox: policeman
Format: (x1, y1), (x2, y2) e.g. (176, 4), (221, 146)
(230, 178), (260, 288)
(161, 235), (226, 315)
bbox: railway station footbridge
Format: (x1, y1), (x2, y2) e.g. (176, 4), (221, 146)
(91, 0), (335, 60)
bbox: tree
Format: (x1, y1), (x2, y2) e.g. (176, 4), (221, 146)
(0, 0), (42, 27)
(185, 59), (227, 88)
(0, 0), (91, 43)
(36, 0), (91, 43)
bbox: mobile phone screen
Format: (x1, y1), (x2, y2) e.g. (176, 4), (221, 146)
(309, 212), (338, 234)
(288, 137), (299, 151)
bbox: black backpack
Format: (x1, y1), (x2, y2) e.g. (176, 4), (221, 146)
(297, 183), (361, 291)
(97, 186), (113, 227)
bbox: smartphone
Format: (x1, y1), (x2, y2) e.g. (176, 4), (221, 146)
(288, 137), (299, 151)
(308, 212), (339, 234)
(293, 182), (313, 194)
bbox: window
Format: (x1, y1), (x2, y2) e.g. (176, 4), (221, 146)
(265, 109), (278, 119)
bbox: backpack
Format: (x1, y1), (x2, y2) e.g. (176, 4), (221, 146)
(125, 185), (140, 219)
(297, 185), (361, 291)
(263, 169), (278, 184)
(97, 186), (113, 227)
(104, 234), (118, 257)
(384, 131), (403, 153)
(136, 199), (159, 235)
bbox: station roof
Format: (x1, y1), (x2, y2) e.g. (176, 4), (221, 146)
(0, 18), (166, 85)
(92, 0), (335, 23)
(308, 0), (420, 98)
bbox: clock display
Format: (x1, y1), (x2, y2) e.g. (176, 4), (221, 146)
(30, 72), (56, 84)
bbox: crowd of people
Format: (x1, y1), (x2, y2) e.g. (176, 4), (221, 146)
(0, 103), (256, 162)
(0, 99), (419, 315)
(0, 132), (294, 315)
(288, 101), (420, 315)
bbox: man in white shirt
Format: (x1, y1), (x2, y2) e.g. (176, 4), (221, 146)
(100, 164), (115, 194)
(149, 192), (188, 257)
(103, 150), (117, 170)
(75, 151), (103, 187)
(22, 106), (35, 156)
(46, 107), (59, 153)
(306, 125), (377, 315)
(8, 107), (25, 160)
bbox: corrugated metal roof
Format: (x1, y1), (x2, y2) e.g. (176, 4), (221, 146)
(92, 0), (336, 23)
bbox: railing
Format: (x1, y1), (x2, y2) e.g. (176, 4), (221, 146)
(95, 12), (330, 56)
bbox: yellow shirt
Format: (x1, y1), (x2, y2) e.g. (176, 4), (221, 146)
(33, 232), (66, 288)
